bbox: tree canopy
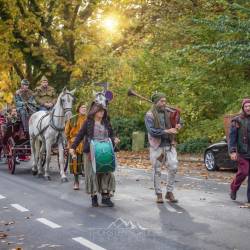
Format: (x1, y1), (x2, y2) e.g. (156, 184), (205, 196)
(0, 0), (250, 143)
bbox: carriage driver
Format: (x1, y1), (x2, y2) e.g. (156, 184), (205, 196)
(15, 79), (38, 134)
(34, 75), (57, 111)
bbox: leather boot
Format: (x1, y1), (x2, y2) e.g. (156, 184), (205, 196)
(91, 195), (99, 207)
(165, 192), (178, 203)
(230, 191), (237, 201)
(156, 193), (164, 203)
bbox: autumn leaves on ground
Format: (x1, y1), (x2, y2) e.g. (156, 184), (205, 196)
(117, 150), (236, 184)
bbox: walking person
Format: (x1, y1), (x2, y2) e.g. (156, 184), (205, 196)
(229, 98), (250, 204)
(145, 92), (182, 203)
(65, 102), (87, 190)
(70, 103), (120, 207)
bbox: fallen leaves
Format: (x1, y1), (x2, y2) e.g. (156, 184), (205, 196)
(239, 203), (250, 209)
(117, 150), (237, 183)
(4, 221), (15, 226)
(0, 232), (8, 239)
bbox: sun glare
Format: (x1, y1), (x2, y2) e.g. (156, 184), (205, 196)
(102, 17), (118, 32)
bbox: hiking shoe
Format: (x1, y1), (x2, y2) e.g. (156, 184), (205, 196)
(156, 193), (164, 203)
(102, 197), (114, 207)
(165, 192), (178, 203)
(91, 195), (98, 207)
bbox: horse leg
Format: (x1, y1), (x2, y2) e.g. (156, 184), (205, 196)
(58, 141), (68, 182)
(35, 139), (43, 178)
(37, 140), (46, 178)
(44, 141), (52, 181)
(31, 137), (38, 176)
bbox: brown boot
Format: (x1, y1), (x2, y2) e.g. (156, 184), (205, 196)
(156, 193), (164, 203)
(165, 192), (178, 203)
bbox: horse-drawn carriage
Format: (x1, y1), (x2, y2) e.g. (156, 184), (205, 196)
(0, 85), (112, 180)
(0, 111), (34, 174)
(0, 88), (73, 177)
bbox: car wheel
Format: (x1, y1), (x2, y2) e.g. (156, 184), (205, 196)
(204, 150), (218, 171)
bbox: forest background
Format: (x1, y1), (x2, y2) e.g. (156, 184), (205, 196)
(0, 0), (250, 152)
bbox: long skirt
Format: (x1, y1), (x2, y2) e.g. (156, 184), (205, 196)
(83, 153), (116, 196)
(69, 153), (84, 175)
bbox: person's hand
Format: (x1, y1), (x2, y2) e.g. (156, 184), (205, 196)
(175, 124), (182, 130)
(165, 128), (178, 134)
(69, 148), (77, 159)
(230, 152), (237, 161)
(47, 102), (53, 108)
(114, 137), (120, 145)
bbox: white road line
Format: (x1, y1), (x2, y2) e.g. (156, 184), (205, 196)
(73, 237), (106, 250)
(185, 176), (202, 181)
(11, 204), (29, 212)
(36, 218), (61, 229)
(0, 194), (6, 199)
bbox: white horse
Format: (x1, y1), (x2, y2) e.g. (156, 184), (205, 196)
(29, 87), (75, 182)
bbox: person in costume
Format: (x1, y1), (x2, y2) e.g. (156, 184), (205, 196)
(229, 98), (250, 205)
(145, 92), (182, 203)
(70, 103), (120, 207)
(34, 75), (57, 111)
(65, 102), (87, 190)
(15, 79), (37, 134)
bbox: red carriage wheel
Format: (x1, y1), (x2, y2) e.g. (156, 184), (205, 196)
(6, 138), (16, 174)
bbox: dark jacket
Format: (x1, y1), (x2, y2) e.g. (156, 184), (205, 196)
(229, 113), (250, 158)
(71, 118), (116, 153)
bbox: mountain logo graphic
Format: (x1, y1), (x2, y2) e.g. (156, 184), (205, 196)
(107, 218), (147, 230)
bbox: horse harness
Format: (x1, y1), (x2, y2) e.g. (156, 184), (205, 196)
(36, 92), (74, 143)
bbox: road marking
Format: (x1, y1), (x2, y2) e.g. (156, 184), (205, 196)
(0, 194), (6, 199)
(73, 237), (106, 250)
(185, 176), (202, 181)
(11, 204), (29, 212)
(36, 218), (61, 229)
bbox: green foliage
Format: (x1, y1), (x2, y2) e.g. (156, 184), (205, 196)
(111, 116), (146, 150)
(1, 0), (250, 153)
(177, 138), (210, 154)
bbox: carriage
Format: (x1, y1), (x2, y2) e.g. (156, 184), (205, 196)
(0, 114), (34, 174)
(0, 112), (69, 175)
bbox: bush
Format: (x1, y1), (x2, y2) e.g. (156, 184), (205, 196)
(177, 138), (210, 154)
(111, 116), (146, 150)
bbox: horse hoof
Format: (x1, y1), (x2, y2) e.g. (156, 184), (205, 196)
(37, 173), (43, 178)
(32, 170), (38, 176)
(61, 177), (68, 183)
(44, 176), (51, 181)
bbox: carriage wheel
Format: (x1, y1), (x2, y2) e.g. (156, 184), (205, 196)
(7, 138), (16, 174)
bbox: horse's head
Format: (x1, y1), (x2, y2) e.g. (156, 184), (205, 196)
(93, 90), (107, 108)
(59, 87), (76, 121)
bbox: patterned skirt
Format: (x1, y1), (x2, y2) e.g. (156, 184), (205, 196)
(83, 153), (116, 196)
(68, 153), (84, 175)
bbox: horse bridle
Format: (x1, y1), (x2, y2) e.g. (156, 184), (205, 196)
(50, 92), (74, 132)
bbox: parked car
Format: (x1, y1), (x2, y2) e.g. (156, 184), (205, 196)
(204, 138), (237, 171)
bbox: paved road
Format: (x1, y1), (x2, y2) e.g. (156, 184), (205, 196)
(0, 160), (249, 250)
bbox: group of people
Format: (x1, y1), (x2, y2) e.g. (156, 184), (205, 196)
(14, 76), (57, 135)
(66, 91), (182, 207)
(1, 76), (250, 207)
